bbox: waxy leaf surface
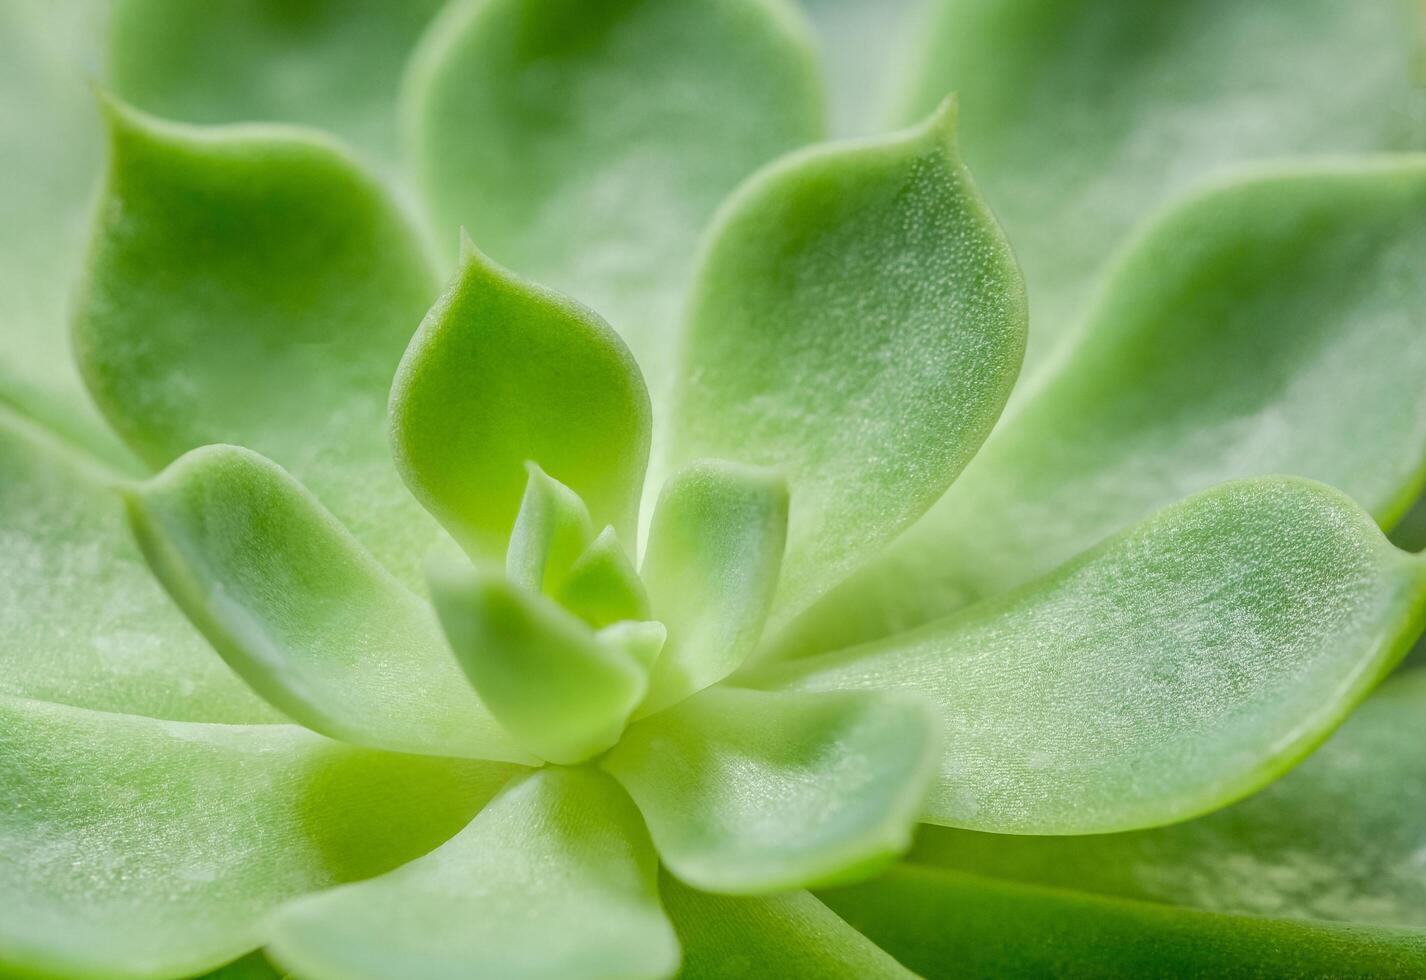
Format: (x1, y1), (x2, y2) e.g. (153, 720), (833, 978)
(787, 160), (1426, 656)
(604, 686), (938, 894)
(404, 0), (823, 390)
(429, 561), (647, 765)
(661, 872), (913, 979)
(764, 478), (1426, 834)
(668, 102), (1026, 624)
(557, 526), (650, 629)
(0, 409), (275, 724)
(895, 0), (1426, 378)
(819, 866), (1426, 980)
(269, 767), (679, 980)
(126, 446), (529, 763)
(638, 460), (788, 715)
(111, 0), (445, 169)
(74, 102), (442, 581)
(390, 240), (650, 558)
(504, 463), (596, 595)
(910, 668), (1426, 931)
(797, 0), (921, 136)
(0, 696), (510, 980)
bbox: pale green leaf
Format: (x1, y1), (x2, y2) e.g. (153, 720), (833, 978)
(558, 527), (650, 629)
(390, 237), (650, 559)
(760, 478), (1426, 834)
(428, 560), (648, 765)
(819, 865), (1426, 980)
(797, 0), (922, 136)
(268, 767), (680, 980)
(603, 686), (938, 894)
(0, 407), (276, 724)
(403, 0), (823, 393)
(0, 1), (133, 466)
(667, 101), (1026, 627)
(73, 99), (443, 582)
(111, 0), (445, 170)
(125, 445), (530, 764)
(894, 0), (1426, 380)
(639, 461), (788, 715)
(910, 668), (1426, 931)
(0, 696), (511, 980)
(660, 872), (913, 979)
(505, 463), (596, 594)
(784, 160), (1426, 657)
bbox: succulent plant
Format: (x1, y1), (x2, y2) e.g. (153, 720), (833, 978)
(3, 1), (1425, 978)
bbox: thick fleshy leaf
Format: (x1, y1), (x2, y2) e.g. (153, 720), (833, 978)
(0, 407), (276, 724)
(761, 478), (1426, 834)
(428, 561), (648, 765)
(910, 668), (1426, 930)
(638, 461), (788, 715)
(197, 951), (285, 980)
(73, 99), (442, 581)
(819, 866), (1426, 980)
(268, 767), (680, 980)
(390, 238), (650, 558)
(603, 686), (938, 894)
(403, 0), (823, 391)
(667, 101), (1026, 625)
(110, 0), (445, 169)
(894, 0), (1426, 380)
(125, 445), (529, 763)
(661, 872), (913, 979)
(558, 527), (650, 629)
(0, 1), (132, 465)
(798, 0), (923, 136)
(0, 696), (511, 980)
(785, 159), (1426, 656)
(505, 463), (595, 594)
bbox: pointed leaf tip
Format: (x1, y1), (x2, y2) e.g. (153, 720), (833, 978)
(390, 240), (651, 561)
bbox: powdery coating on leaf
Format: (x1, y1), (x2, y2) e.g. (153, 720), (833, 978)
(911, 668), (1426, 931)
(604, 686), (939, 894)
(768, 478), (1426, 834)
(0, 697), (507, 980)
(404, 0), (824, 396)
(0, 410), (276, 724)
(783, 159), (1426, 658)
(669, 103), (1026, 625)
(74, 100), (445, 584)
(894, 0), (1426, 380)
(268, 768), (679, 980)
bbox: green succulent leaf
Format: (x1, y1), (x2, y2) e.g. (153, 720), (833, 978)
(125, 445), (530, 764)
(110, 0), (445, 170)
(667, 100), (1026, 626)
(0, 2), (131, 465)
(269, 767), (680, 980)
(660, 872), (913, 979)
(505, 462), (597, 595)
(74, 99), (443, 582)
(403, 0), (823, 390)
(0, 408), (276, 724)
(603, 686), (938, 895)
(196, 951), (286, 980)
(558, 527), (650, 629)
(785, 158), (1426, 655)
(818, 865), (1426, 980)
(0, 696), (511, 980)
(895, 0), (1426, 379)
(762, 477), (1426, 834)
(428, 560), (648, 765)
(910, 667), (1426, 931)
(390, 237), (650, 559)
(638, 460), (788, 715)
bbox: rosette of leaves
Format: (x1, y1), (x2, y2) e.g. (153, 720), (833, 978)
(3, 1), (1426, 978)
